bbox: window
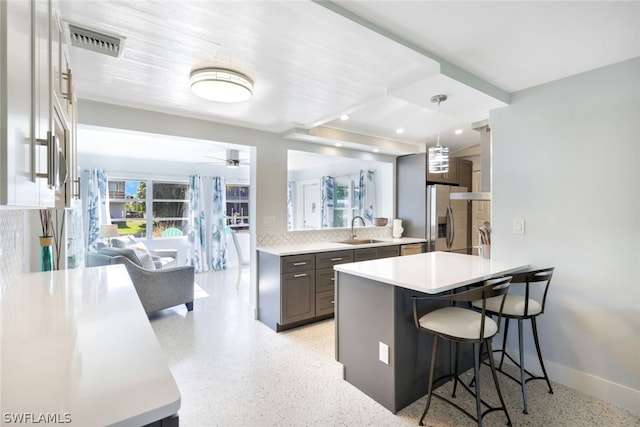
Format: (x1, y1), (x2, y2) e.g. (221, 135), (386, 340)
(152, 181), (189, 237)
(226, 184), (249, 230)
(332, 175), (360, 228)
(108, 178), (188, 238)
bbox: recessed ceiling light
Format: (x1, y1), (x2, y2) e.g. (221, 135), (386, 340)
(335, 143), (343, 147)
(373, 148), (380, 153)
(340, 114), (350, 121)
(190, 68), (253, 103)
(455, 129), (463, 135)
(396, 128), (404, 135)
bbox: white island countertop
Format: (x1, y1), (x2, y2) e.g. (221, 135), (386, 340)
(0, 265), (180, 427)
(334, 251), (528, 294)
(257, 237), (426, 256)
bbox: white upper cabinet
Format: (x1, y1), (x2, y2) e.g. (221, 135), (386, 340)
(1, 0), (75, 209)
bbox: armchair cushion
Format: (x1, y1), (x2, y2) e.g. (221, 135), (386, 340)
(99, 240), (157, 270)
(85, 252), (194, 314)
(98, 246), (143, 267)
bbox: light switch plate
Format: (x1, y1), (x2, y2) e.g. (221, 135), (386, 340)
(379, 342), (389, 365)
(513, 218), (525, 234)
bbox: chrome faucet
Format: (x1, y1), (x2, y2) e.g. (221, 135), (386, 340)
(351, 215), (366, 240)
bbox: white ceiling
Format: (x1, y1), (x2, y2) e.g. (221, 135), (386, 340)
(61, 1), (640, 161)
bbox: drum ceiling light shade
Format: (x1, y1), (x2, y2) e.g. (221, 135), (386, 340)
(428, 94), (449, 173)
(189, 68), (253, 103)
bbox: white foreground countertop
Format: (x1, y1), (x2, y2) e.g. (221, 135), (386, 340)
(0, 265), (180, 427)
(257, 237), (426, 256)
(334, 251), (528, 294)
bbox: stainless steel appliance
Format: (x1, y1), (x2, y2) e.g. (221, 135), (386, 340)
(396, 153), (472, 253)
(427, 184), (469, 253)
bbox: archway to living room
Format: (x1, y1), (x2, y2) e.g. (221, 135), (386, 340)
(75, 124), (254, 311)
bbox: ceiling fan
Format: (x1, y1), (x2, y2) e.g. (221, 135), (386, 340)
(199, 149), (249, 168)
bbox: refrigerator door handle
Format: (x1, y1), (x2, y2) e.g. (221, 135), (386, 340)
(446, 205), (454, 249)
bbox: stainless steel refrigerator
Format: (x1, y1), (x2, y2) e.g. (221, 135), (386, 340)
(396, 153), (471, 253)
(426, 184), (469, 253)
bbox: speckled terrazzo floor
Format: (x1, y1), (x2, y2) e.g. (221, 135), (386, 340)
(150, 268), (639, 427)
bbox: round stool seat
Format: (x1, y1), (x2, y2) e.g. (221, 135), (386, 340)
(473, 294), (542, 317)
(419, 307), (498, 340)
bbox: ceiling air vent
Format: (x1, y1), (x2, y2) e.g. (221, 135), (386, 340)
(67, 23), (125, 57)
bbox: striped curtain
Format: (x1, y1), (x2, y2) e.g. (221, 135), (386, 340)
(359, 170), (376, 223)
(210, 176), (228, 271)
(321, 176), (334, 228)
(81, 169), (110, 250)
(187, 175), (208, 272)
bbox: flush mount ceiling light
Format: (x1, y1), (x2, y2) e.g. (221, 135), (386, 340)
(428, 94), (450, 174)
(190, 68), (253, 103)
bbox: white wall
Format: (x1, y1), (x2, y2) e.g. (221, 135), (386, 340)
(491, 57), (639, 413)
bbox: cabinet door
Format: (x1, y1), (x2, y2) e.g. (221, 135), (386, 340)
(281, 271), (315, 325)
(1, 0), (54, 207)
(427, 158), (459, 185)
(34, 0), (54, 206)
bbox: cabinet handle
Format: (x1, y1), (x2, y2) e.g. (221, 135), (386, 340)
(34, 132), (55, 187)
(330, 278), (334, 281)
(330, 301), (335, 304)
(292, 262), (307, 266)
(72, 178), (81, 199)
(293, 273), (307, 278)
(330, 257), (343, 261)
(61, 69), (72, 104)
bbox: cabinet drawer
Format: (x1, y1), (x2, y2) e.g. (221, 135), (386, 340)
(354, 248), (377, 262)
(315, 250), (354, 269)
(377, 245), (400, 259)
(281, 254), (315, 274)
(315, 268), (336, 293)
(315, 290), (335, 316)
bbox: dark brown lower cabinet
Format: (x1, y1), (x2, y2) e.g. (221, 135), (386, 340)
(258, 245), (401, 332)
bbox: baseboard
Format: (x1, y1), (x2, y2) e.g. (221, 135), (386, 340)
(503, 348), (640, 416)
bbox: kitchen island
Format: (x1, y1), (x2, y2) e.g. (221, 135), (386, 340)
(334, 251), (527, 413)
(0, 265), (181, 426)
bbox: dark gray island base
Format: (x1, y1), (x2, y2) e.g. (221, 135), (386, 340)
(334, 252), (528, 413)
(335, 272), (456, 413)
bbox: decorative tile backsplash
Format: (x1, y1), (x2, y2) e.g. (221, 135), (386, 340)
(0, 210), (24, 285)
(257, 226), (393, 247)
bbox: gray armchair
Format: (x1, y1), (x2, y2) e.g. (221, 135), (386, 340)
(86, 249), (195, 314)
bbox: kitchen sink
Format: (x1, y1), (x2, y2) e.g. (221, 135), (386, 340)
(335, 239), (385, 245)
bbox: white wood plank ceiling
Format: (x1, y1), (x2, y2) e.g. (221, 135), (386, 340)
(60, 1), (640, 160)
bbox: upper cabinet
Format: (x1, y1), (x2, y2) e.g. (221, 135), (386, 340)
(427, 158), (460, 185)
(0, 0), (77, 209)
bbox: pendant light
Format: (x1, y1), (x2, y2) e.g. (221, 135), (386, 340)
(428, 94), (449, 173)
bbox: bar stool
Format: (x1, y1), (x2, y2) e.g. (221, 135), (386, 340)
(472, 267), (555, 414)
(412, 276), (513, 427)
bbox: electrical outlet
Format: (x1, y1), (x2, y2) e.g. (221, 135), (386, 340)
(513, 218), (525, 234)
(379, 342), (389, 365)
